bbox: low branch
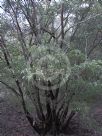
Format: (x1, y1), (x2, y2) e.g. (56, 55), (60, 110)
(0, 34), (28, 115)
(0, 80), (20, 96)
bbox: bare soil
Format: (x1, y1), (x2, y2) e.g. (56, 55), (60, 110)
(0, 98), (34, 136)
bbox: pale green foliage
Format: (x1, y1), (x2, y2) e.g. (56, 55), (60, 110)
(79, 60), (102, 81)
(68, 49), (85, 65)
(26, 45), (71, 82)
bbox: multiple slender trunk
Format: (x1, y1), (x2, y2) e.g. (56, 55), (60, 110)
(0, 1), (93, 135)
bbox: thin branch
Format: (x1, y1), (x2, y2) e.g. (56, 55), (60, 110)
(0, 34), (35, 130)
(41, 27), (56, 39)
(0, 80), (20, 96)
(18, 1), (40, 44)
(88, 30), (102, 57)
(60, 3), (64, 48)
(65, 13), (102, 37)
(70, 2), (92, 42)
(7, 0), (29, 61)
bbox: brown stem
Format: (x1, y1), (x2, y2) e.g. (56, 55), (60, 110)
(60, 3), (64, 48)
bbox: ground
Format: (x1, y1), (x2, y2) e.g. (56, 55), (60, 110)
(0, 98), (34, 136)
(0, 93), (102, 136)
